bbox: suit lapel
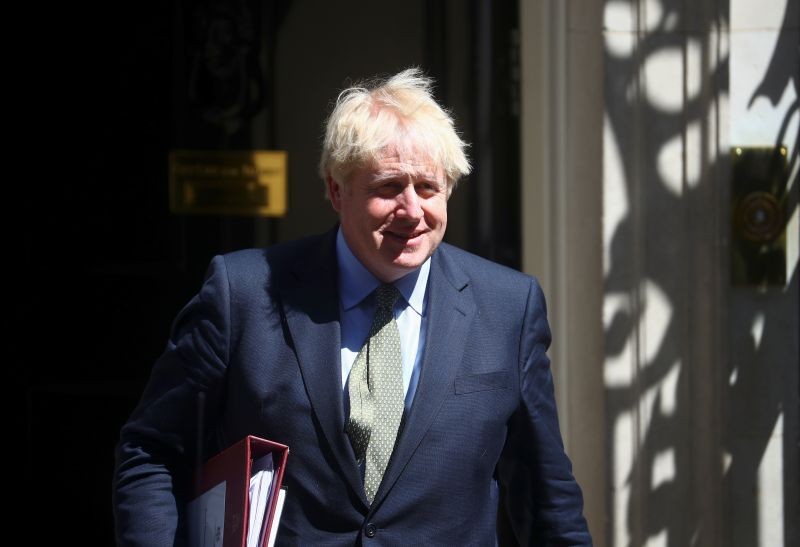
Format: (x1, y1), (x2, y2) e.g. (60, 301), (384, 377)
(372, 245), (476, 506)
(280, 231), (367, 505)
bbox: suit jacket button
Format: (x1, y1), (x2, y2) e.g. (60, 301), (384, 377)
(365, 523), (377, 538)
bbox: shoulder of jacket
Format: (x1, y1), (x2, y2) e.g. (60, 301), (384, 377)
(437, 242), (537, 289)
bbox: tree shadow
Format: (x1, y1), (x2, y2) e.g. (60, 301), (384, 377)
(602, 0), (797, 544)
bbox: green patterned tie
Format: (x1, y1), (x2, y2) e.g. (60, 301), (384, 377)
(346, 283), (404, 503)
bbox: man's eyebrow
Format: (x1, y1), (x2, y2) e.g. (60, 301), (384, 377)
(370, 171), (404, 183)
(371, 168), (442, 183)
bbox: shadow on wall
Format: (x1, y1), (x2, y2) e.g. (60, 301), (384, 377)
(602, 0), (797, 545)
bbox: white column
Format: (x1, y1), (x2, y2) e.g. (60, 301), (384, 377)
(520, 2), (607, 544)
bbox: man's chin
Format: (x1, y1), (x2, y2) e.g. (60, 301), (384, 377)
(389, 249), (432, 271)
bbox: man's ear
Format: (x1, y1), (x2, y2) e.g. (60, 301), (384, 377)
(326, 174), (343, 212)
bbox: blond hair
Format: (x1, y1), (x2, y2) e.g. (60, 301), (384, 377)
(319, 68), (471, 196)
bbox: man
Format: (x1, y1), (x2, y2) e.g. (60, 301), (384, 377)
(114, 68), (591, 545)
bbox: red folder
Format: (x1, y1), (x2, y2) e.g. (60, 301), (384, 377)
(193, 435), (289, 547)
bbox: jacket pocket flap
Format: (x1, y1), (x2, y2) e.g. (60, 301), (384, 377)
(454, 371), (509, 394)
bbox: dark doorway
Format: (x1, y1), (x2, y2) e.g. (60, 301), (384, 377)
(17, 1), (520, 543)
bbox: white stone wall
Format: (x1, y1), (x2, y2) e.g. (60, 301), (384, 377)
(522, 1), (797, 545)
(726, 2), (798, 546)
(601, 1), (798, 545)
(603, 1), (729, 544)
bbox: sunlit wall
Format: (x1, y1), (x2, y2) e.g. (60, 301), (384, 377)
(522, 1), (797, 545)
(603, 1), (798, 545)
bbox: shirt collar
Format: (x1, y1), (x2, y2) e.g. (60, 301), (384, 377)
(336, 227), (429, 315)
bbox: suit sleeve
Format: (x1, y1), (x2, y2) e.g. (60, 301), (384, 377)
(497, 278), (592, 546)
(113, 255), (231, 547)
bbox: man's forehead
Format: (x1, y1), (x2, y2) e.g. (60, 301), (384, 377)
(370, 160), (443, 185)
(374, 141), (442, 176)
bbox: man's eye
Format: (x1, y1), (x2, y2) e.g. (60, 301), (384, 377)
(416, 183), (438, 195)
(376, 183), (402, 196)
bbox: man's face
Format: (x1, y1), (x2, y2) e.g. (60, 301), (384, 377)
(328, 145), (449, 283)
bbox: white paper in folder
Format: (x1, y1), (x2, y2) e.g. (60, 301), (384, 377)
(187, 480), (226, 547)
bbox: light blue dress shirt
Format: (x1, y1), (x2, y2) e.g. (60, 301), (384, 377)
(336, 228), (429, 411)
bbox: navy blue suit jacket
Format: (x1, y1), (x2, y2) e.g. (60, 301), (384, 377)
(113, 229), (591, 545)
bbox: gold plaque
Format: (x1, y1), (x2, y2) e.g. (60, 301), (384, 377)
(730, 146), (788, 286)
(169, 150), (287, 216)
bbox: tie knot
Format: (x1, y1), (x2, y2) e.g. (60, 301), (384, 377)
(375, 283), (401, 311)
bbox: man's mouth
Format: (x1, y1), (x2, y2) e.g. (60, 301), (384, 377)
(384, 230), (425, 242)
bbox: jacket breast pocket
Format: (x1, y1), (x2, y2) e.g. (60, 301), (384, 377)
(454, 371), (509, 394)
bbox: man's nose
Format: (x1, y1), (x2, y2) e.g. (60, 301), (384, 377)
(396, 185), (423, 220)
